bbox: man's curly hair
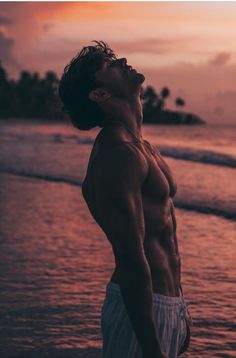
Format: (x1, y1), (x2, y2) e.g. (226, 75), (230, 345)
(59, 41), (117, 130)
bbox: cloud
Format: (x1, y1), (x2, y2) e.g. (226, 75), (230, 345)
(141, 63), (236, 124)
(205, 89), (236, 123)
(213, 106), (224, 117)
(209, 52), (231, 66)
(215, 89), (236, 103)
(0, 31), (19, 74)
(112, 38), (188, 55)
(0, 16), (12, 25)
(0, 31), (14, 61)
(42, 23), (54, 31)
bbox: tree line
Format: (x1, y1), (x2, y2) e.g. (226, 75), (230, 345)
(0, 62), (62, 119)
(141, 86), (185, 123)
(0, 61), (186, 123)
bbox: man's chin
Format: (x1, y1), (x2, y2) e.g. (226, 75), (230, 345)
(134, 71), (145, 83)
(138, 73), (145, 83)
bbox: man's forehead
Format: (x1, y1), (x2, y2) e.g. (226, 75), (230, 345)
(89, 54), (116, 75)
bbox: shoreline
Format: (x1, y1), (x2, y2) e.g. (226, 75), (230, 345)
(0, 117), (235, 127)
(0, 118), (71, 126)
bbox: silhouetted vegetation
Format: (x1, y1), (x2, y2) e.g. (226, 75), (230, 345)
(176, 97), (185, 107)
(0, 62), (205, 125)
(141, 85), (205, 125)
(0, 62), (63, 120)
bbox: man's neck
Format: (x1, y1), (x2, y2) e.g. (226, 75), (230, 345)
(103, 96), (143, 139)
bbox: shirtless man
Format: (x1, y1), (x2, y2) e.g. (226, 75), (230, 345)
(59, 41), (192, 358)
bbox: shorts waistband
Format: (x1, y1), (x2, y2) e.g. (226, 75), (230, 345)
(106, 281), (186, 307)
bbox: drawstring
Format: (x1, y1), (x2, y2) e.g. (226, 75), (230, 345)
(178, 289), (193, 327)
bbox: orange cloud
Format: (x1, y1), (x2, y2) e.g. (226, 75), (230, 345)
(1, 2), (236, 123)
(111, 37), (193, 56)
(0, 31), (20, 72)
(0, 16), (12, 25)
(209, 52), (231, 66)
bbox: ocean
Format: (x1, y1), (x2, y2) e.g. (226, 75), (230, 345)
(0, 120), (235, 358)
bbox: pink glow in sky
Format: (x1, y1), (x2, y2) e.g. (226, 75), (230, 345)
(0, 2), (236, 123)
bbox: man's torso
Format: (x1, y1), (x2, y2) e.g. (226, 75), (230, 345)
(82, 126), (181, 297)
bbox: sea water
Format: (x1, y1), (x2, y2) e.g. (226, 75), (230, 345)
(0, 121), (235, 357)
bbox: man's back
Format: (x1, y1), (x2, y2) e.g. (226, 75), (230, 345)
(82, 124), (181, 297)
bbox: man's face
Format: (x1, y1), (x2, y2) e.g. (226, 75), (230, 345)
(94, 57), (145, 99)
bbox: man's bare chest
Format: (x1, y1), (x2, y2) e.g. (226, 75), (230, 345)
(84, 140), (177, 204)
(142, 141), (177, 200)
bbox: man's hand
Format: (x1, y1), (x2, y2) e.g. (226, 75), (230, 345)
(160, 353), (168, 358)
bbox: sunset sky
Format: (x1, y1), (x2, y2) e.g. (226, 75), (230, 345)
(1, 1), (236, 123)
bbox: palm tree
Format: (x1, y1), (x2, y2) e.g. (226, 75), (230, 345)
(175, 97), (185, 107)
(0, 61), (7, 84)
(159, 86), (170, 110)
(160, 86), (170, 99)
(0, 61), (11, 117)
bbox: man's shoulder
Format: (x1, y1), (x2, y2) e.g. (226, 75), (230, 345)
(95, 137), (145, 168)
(83, 130), (149, 198)
(90, 130), (147, 179)
(94, 126), (146, 158)
(95, 125), (129, 147)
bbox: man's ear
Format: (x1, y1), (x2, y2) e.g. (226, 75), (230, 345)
(89, 88), (111, 103)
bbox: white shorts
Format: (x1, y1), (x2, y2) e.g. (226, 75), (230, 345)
(101, 282), (193, 358)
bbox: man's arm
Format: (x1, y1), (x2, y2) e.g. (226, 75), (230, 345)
(94, 143), (166, 358)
